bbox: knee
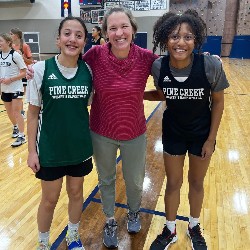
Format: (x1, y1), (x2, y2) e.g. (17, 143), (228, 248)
(126, 181), (143, 194)
(42, 196), (58, 211)
(67, 185), (82, 200)
(125, 174), (144, 189)
(189, 179), (204, 192)
(99, 175), (116, 186)
(166, 178), (183, 193)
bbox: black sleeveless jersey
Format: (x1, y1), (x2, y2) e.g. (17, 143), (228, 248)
(158, 54), (211, 140)
(91, 37), (102, 46)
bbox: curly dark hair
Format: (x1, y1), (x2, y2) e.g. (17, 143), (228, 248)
(152, 9), (207, 53)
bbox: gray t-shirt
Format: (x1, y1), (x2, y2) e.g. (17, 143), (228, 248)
(151, 54), (229, 92)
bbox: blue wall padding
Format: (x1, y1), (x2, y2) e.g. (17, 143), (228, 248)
(230, 35), (250, 59)
(201, 36), (222, 56)
(134, 32), (147, 49)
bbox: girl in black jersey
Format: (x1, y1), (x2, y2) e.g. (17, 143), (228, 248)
(91, 26), (105, 47)
(144, 9), (229, 250)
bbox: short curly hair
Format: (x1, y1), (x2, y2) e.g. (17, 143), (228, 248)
(152, 9), (207, 54)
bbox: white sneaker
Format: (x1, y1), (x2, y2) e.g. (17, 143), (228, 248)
(11, 135), (26, 147)
(36, 241), (51, 250)
(66, 230), (85, 250)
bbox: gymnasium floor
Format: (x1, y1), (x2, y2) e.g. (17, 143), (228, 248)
(0, 58), (249, 250)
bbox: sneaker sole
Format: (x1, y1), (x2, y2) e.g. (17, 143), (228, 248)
(103, 240), (118, 249)
(127, 225), (141, 234)
(164, 235), (178, 250)
(186, 230), (194, 250)
(150, 235), (178, 250)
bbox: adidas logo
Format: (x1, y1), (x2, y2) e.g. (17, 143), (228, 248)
(163, 75), (171, 82)
(48, 73), (58, 80)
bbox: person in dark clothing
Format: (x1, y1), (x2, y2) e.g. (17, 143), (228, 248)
(144, 9), (229, 250)
(91, 25), (105, 46)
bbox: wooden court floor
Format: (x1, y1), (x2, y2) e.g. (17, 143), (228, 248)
(0, 58), (249, 250)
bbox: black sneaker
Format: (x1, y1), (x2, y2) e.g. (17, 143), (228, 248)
(150, 225), (177, 250)
(187, 224), (207, 250)
(21, 110), (26, 119)
(12, 127), (19, 138)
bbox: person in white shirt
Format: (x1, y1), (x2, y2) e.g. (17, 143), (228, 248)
(0, 33), (27, 147)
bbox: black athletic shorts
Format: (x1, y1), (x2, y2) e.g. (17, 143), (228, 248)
(1, 92), (24, 102)
(162, 135), (216, 157)
(36, 157), (93, 181)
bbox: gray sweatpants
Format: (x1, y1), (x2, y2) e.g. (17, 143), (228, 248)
(91, 131), (147, 218)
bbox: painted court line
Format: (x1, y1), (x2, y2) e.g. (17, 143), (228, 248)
(51, 101), (191, 249)
(91, 197), (189, 221)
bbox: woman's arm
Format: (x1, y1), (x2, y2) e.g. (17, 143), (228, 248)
(201, 90), (224, 159)
(23, 56), (33, 65)
(26, 65), (34, 79)
(27, 104), (41, 173)
(144, 89), (165, 101)
(82, 46), (97, 68)
(13, 68), (26, 82)
(23, 43), (34, 65)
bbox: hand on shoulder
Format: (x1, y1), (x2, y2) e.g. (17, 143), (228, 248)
(26, 64), (34, 79)
(203, 52), (222, 63)
(211, 54), (222, 63)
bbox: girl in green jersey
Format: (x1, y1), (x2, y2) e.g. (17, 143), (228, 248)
(27, 17), (93, 250)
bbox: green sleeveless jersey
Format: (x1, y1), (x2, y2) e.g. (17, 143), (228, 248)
(38, 57), (93, 167)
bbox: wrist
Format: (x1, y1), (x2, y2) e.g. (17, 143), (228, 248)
(9, 77), (12, 82)
(28, 149), (37, 154)
(207, 138), (215, 142)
